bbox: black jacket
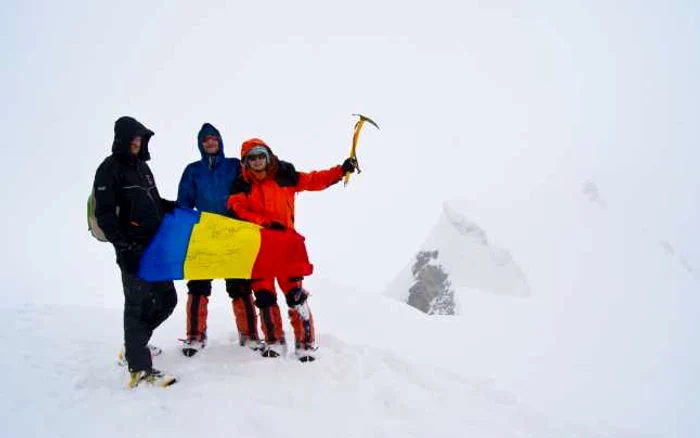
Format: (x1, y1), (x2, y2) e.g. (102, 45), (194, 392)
(93, 117), (169, 248)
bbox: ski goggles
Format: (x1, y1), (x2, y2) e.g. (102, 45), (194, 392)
(245, 146), (269, 162)
(246, 152), (268, 162)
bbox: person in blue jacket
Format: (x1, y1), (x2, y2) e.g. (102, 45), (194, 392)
(177, 123), (260, 357)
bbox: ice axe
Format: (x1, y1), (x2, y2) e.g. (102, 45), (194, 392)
(344, 113), (380, 187)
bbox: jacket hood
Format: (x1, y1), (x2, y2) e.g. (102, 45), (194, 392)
(197, 123), (225, 160)
(240, 138), (279, 178)
(111, 116), (154, 161)
(240, 138), (271, 158)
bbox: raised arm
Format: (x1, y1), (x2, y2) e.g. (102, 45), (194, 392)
(296, 165), (344, 192)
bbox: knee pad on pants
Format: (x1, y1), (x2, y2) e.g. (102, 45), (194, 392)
(285, 287), (308, 307)
(254, 290), (277, 308)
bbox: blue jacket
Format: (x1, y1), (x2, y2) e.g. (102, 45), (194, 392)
(177, 123), (242, 215)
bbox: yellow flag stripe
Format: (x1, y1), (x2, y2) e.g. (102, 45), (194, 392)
(183, 212), (262, 280)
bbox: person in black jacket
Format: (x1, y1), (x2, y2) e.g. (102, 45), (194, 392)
(93, 116), (178, 388)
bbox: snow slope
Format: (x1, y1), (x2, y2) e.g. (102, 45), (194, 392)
(385, 182), (700, 437)
(2, 183), (696, 438)
(2, 286), (607, 438)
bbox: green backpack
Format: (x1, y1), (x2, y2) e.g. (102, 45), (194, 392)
(87, 188), (116, 242)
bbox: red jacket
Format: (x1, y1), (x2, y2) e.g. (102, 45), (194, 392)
(227, 138), (343, 230)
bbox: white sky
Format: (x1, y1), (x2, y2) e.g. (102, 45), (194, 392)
(1, 1), (698, 308)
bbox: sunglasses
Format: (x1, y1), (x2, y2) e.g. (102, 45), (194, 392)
(246, 153), (267, 162)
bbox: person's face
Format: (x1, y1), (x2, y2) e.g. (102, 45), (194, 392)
(130, 136), (142, 155)
(247, 152), (268, 172)
(202, 135), (220, 155)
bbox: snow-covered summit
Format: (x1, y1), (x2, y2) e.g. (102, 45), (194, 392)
(386, 201), (531, 314)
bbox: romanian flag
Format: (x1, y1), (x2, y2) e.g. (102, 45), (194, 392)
(138, 208), (313, 282)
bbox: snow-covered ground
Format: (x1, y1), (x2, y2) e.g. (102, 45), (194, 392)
(2, 182), (696, 438)
(3, 293), (602, 438)
(385, 183), (700, 437)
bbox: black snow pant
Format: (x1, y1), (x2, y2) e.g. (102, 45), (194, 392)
(121, 270), (177, 372)
(186, 278), (251, 299)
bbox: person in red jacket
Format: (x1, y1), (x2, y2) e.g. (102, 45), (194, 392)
(227, 138), (356, 361)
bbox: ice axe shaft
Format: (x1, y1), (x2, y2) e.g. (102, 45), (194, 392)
(344, 113), (379, 186)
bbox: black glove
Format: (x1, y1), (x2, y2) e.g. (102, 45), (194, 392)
(267, 221), (286, 231)
(342, 157), (358, 174)
(116, 242), (145, 275)
(161, 199), (177, 214)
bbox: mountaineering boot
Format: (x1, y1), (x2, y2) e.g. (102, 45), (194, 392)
(128, 368), (177, 389)
(260, 341), (286, 358)
(181, 338), (206, 357)
(231, 292), (260, 349)
(254, 289), (285, 357)
(295, 342), (319, 363)
(286, 288), (317, 362)
(182, 293), (209, 357)
(185, 294), (209, 347)
(239, 335), (263, 351)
